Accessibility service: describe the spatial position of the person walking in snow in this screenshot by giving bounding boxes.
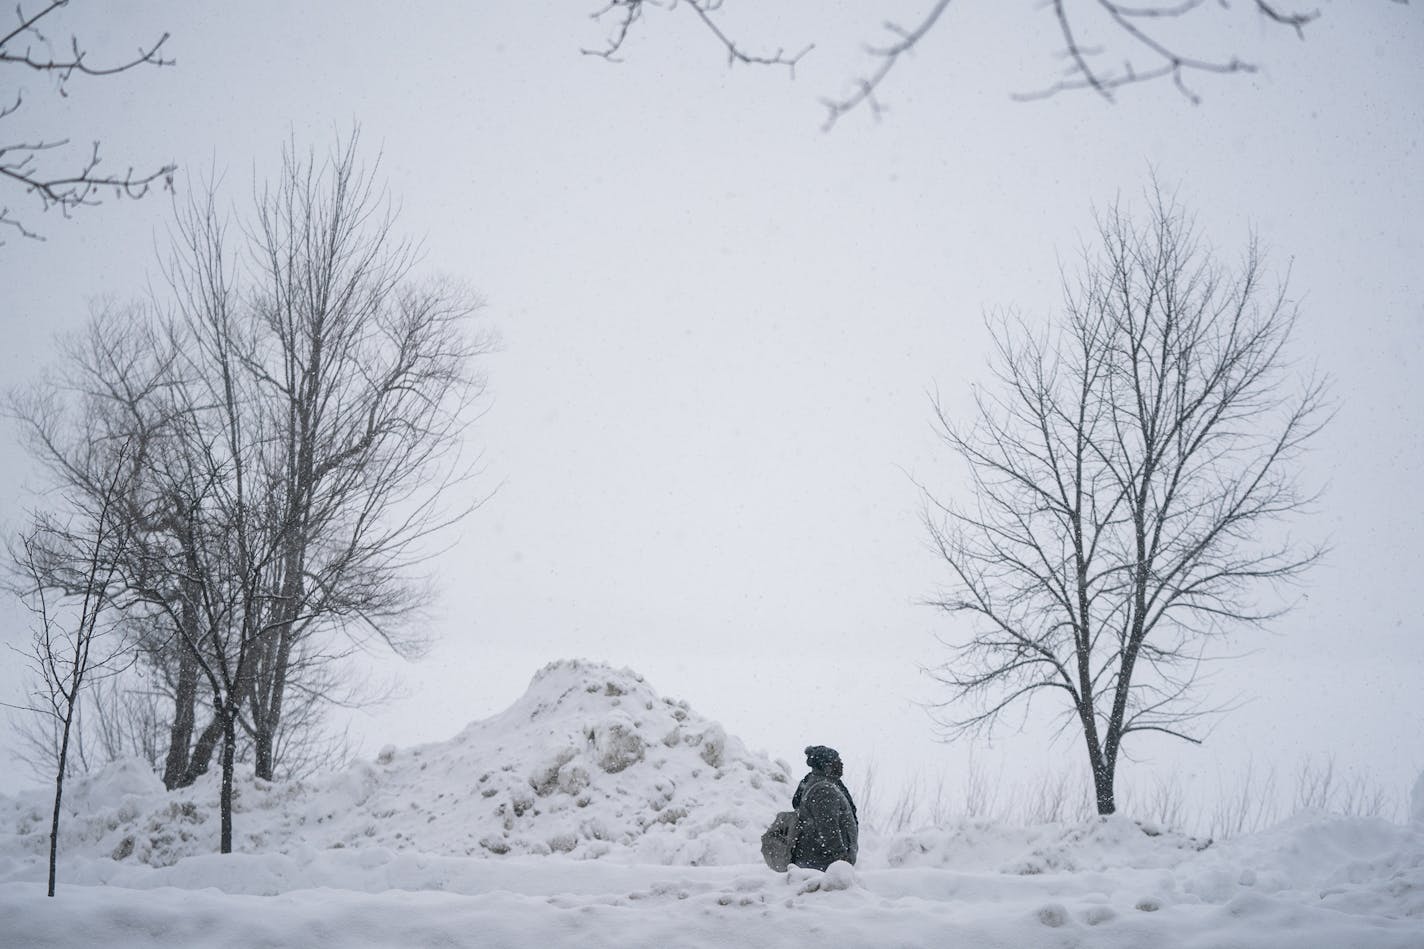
[789,745,859,871]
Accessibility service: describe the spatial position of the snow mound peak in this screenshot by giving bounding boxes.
[0,660,796,869]
[399,658,795,863]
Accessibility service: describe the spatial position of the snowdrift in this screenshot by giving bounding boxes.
[2,659,1423,948]
[0,660,794,869]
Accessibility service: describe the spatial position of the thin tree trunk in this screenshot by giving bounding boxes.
[248,627,274,780]
[162,639,200,789]
[1079,707,1116,815]
[253,539,303,781]
[177,715,224,788]
[253,623,291,781]
[1093,759,1116,815]
[219,707,236,854]
[47,705,77,897]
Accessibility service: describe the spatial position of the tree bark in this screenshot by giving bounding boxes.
[219,707,236,854]
[1093,762,1116,816]
[253,620,291,781]
[161,636,200,789]
[1077,703,1115,815]
[175,715,224,788]
[47,704,77,897]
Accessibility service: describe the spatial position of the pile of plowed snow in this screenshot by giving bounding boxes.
[0,660,795,869]
[5,655,1423,936]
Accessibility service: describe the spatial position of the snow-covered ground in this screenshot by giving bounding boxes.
[2,660,1421,947]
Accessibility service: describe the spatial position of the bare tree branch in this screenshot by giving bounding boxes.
[583,0,810,72]
[0,0,175,241]
[583,0,1338,127]
[1013,0,1317,104]
[821,0,952,130]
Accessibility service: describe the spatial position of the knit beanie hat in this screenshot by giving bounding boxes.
[804,745,841,772]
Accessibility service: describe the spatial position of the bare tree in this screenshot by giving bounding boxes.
[5,304,206,787]
[9,446,132,896]
[238,134,489,781]
[104,182,300,852]
[1,0,175,240]
[142,136,487,844]
[10,131,489,852]
[923,188,1329,814]
[117,209,286,851]
[582,0,1366,129]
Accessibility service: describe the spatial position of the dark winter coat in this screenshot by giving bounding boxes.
[789,771,859,871]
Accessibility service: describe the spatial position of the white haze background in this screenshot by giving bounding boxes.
[0,1,1421,825]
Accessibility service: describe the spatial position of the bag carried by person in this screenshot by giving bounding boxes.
[760,810,798,872]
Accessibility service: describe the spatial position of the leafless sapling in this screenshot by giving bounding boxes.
[10,446,132,896]
[5,304,215,789]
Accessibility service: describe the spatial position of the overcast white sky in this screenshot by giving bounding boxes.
[1,1,1421,816]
